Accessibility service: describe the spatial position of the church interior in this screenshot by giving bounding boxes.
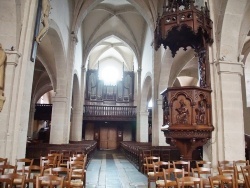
[1,0,250,187]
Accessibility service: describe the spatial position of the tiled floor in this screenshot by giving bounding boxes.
[86,150,154,188]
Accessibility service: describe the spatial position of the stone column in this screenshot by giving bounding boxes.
[50,96,69,144]
[137,111,149,142]
[136,68,143,142]
[0,1,39,163]
[70,106,83,141]
[214,60,245,160]
[28,105,36,138]
[151,99,167,146]
[70,67,86,141]
[151,48,166,146]
[0,51,20,156]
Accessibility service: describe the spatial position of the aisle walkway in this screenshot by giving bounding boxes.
[86,150,151,188]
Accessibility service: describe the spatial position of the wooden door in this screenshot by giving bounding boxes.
[100,125,117,150]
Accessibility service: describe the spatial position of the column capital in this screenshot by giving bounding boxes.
[6,51,21,66]
[137,67,142,73]
[71,32,78,44]
[52,96,68,103]
[215,60,244,76]
[81,66,87,72]
[139,111,148,116]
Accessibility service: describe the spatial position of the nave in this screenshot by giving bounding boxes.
[86,150,149,188]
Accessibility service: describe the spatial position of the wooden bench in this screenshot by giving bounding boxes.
[120,141,202,172]
[26,140,97,167]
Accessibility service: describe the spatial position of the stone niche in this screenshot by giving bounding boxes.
[161,86,214,160]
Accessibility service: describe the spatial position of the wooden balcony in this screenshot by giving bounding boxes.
[83,105,137,121]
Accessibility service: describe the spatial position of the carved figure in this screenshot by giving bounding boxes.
[163,96,170,125]
[175,99,189,124]
[0,44,7,91]
[36,0,51,44]
[195,100,206,124]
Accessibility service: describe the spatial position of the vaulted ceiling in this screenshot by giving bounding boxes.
[81,0,155,71]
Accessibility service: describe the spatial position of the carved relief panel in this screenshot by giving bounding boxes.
[161,86,213,128]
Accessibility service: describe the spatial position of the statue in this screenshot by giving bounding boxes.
[36,0,51,44]
[175,99,189,124]
[0,44,6,91]
[0,43,7,112]
[195,100,206,124]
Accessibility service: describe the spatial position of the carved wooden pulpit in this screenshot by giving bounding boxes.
[161,87,214,160]
[155,0,214,160]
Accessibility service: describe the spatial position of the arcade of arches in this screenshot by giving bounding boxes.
[0,0,250,167]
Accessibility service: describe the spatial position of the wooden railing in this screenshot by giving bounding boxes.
[83,105,136,121]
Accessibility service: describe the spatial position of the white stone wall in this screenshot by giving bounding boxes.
[0,0,17,49]
[0,0,39,163]
[50,0,72,57]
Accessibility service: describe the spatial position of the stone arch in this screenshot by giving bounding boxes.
[238,2,250,55]
[126,0,156,33]
[168,48,196,87]
[71,73,81,109]
[71,0,155,38]
[219,0,249,61]
[141,73,152,112]
[243,47,250,102]
[46,19,67,95]
[242,35,250,134]
[84,33,139,70]
[173,78,181,87]
[70,74,82,141]
[239,4,250,108]
[35,55,56,91]
[158,49,174,98]
[32,84,53,105]
[89,36,135,69]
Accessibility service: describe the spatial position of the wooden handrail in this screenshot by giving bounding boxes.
[83,105,136,117]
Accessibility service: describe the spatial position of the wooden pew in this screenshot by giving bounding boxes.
[120,141,202,172]
[26,140,97,167]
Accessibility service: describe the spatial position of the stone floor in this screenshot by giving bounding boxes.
[86,150,155,188]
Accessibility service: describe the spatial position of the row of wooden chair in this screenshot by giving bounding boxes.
[0,153,87,188]
[152,165,235,188]
[0,170,84,188]
[40,153,87,168]
[146,158,250,188]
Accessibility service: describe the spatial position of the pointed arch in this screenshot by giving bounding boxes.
[141,73,153,112]
[83,33,139,70]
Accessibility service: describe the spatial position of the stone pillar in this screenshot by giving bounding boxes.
[0,51,20,157]
[137,111,149,142]
[0,1,42,163]
[151,48,165,146]
[50,96,69,144]
[151,99,168,146]
[70,107,83,141]
[70,67,86,141]
[28,105,36,138]
[214,60,245,160]
[136,68,142,142]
